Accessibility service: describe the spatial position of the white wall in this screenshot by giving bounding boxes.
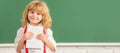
[0,43,120,53]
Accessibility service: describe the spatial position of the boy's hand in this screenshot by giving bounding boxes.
[24,32,34,40]
[37,33,47,41]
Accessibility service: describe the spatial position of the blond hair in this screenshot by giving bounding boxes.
[22,0,52,29]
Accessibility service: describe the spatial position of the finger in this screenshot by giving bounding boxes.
[37,35,42,40]
[29,35,33,39]
[29,32,33,35]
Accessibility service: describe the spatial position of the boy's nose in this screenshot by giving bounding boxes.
[33,13,37,17]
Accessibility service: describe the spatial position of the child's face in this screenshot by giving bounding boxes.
[28,10,42,25]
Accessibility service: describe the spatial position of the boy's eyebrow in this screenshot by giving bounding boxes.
[29,9,42,13]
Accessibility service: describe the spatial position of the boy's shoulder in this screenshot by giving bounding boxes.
[46,28,50,30]
[17,27,24,32]
[46,28,53,33]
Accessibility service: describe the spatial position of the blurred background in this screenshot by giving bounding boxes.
[0,0,120,43]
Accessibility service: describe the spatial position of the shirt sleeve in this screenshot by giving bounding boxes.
[46,28,57,50]
[14,27,24,49]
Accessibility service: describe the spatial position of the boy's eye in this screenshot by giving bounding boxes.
[37,13,40,15]
[30,11,34,14]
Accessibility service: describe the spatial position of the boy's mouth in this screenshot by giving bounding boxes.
[31,17,39,20]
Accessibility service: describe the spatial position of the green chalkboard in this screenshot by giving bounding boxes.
[0,0,120,43]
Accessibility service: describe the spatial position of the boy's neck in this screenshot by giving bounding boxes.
[30,23,40,26]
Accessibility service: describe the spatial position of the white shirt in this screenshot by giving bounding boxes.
[14,24,56,53]
[26,24,44,48]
